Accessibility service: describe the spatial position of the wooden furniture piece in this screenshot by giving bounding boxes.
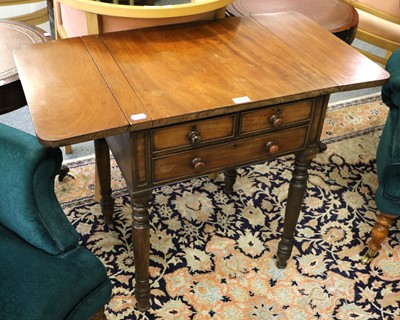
[0,19,50,114]
[54,0,231,155]
[361,49,400,265]
[226,0,359,44]
[344,0,400,65]
[14,13,389,311]
[53,0,231,39]
[0,19,70,178]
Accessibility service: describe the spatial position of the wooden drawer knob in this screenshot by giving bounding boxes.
[269,114,283,128]
[265,141,279,154]
[192,157,206,170]
[188,128,202,145]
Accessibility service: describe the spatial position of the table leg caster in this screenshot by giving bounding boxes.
[360,248,377,265]
[57,165,73,181]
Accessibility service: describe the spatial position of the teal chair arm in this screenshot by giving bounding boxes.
[382,49,400,109]
[0,123,79,255]
[0,123,112,319]
[376,49,400,215]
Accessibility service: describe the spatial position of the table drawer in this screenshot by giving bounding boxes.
[240,100,313,134]
[152,114,236,152]
[153,126,307,183]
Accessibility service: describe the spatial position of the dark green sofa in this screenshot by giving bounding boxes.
[0,124,112,319]
[362,49,400,264]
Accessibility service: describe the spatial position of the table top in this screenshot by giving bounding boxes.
[226,0,359,34]
[14,13,388,147]
[0,19,50,86]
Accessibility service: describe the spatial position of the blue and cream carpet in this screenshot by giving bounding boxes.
[56,94,400,319]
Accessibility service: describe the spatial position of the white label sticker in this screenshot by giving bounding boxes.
[131,113,147,121]
[232,96,251,104]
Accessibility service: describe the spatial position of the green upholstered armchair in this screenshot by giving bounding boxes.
[0,124,112,319]
[361,49,400,264]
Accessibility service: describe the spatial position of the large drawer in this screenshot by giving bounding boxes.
[240,100,313,135]
[152,114,236,152]
[152,126,307,183]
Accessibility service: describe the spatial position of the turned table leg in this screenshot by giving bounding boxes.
[131,190,152,311]
[224,167,237,195]
[277,152,313,269]
[94,138,115,223]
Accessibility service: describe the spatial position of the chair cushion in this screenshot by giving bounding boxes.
[0,224,111,320]
[379,163,400,200]
[382,49,400,108]
[375,107,400,216]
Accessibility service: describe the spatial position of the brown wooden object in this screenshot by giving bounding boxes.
[361,213,395,265]
[0,19,49,114]
[14,13,389,310]
[90,307,107,320]
[94,138,115,224]
[226,0,359,44]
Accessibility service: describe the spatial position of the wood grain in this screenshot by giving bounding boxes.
[14,37,129,146]
[14,13,389,145]
[252,13,387,90]
[100,17,337,127]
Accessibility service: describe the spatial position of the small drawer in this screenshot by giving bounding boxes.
[240,100,313,134]
[152,126,307,183]
[152,114,235,152]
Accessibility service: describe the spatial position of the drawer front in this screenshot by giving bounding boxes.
[152,114,235,152]
[153,126,307,183]
[240,100,313,134]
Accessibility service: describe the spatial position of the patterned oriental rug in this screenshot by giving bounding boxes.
[56,94,400,320]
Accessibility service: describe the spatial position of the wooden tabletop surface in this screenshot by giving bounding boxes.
[14,13,389,147]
